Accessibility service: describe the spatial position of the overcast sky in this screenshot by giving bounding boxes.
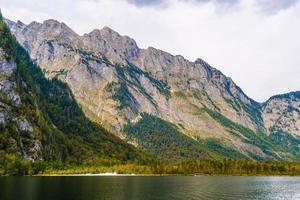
[2,0,300,102]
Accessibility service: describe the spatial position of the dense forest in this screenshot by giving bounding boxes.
[2,152,300,176]
[124,113,210,160]
[124,113,263,160]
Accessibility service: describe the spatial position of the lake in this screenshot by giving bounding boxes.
[1,176,300,200]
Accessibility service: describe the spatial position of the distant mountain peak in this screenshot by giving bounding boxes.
[268,91,300,101]
[100,26,119,35]
[195,58,210,66]
[42,19,78,36]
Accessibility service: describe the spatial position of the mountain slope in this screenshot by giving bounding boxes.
[5,18,300,160]
[262,92,300,137]
[0,14,147,163]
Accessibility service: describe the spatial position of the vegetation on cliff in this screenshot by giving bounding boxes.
[0,12,147,165]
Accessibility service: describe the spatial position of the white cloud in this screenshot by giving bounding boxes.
[1,0,300,102]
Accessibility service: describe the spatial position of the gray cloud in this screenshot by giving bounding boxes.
[127,0,164,7]
[187,0,239,4]
[256,0,299,14]
[127,0,299,14]
[127,0,239,7]
[127,0,240,7]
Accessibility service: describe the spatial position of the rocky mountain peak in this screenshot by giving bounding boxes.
[40,19,78,38]
[100,26,120,36]
[3,18,14,27]
[268,91,300,101]
[81,26,140,63]
[195,58,209,66]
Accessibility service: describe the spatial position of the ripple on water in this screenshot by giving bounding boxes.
[1,176,300,200]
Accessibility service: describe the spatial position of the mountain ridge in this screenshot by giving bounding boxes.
[4,17,300,161]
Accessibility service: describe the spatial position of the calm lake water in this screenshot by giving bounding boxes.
[1,176,300,200]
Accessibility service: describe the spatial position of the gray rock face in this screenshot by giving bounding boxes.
[0,50,42,161]
[81,27,140,64]
[262,92,300,137]
[17,119,34,132]
[0,61,21,105]
[6,19,299,159]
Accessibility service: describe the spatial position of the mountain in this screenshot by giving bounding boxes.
[262,92,300,136]
[0,14,147,164]
[4,17,300,161]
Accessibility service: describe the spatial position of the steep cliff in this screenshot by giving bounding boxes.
[0,15,146,163]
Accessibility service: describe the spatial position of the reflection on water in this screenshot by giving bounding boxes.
[1,176,300,200]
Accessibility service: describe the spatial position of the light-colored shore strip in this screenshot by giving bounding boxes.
[45,172,137,176]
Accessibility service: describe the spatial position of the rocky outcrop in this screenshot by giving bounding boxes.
[0,50,42,161]
[262,92,300,137]
[6,18,300,160]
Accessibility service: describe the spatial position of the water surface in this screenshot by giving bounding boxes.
[1,176,300,200]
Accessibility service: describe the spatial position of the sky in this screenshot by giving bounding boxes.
[2,0,300,102]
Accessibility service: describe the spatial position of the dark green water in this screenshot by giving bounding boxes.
[1,176,300,200]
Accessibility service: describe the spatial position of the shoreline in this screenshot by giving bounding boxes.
[44,172,137,177]
[31,173,300,177]
[1,173,300,177]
